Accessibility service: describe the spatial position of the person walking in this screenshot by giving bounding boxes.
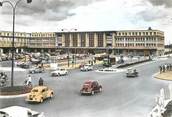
[159,66,162,74]
[38,77,44,86]
[25,75,32,86]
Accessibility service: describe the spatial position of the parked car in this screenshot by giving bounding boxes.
[0,106,45,117]
[20,63,30,69]
[29,66,44,74]
[80,64,93,71]
[51,68,68,76]
[26,86,54,103]
[80,80,102,95]
[126,68,138,77]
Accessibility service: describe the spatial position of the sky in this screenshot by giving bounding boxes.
[0,0,172,44]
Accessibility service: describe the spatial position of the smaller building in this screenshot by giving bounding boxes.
[28,32,56,53]
[0,31,29,53]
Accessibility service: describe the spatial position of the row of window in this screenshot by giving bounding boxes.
[0,32,26,37]
[116,31,157,36]
[115,37,158,42]
[115,43,157,47]
[31,33,55,37]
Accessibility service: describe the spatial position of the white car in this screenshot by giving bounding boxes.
[29,67,44,74]
[80,64,93,71]
[51,68,68,76]
[0,106,45,117]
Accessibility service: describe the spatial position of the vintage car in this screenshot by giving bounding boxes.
[51,68,68,76]
[0,106,45,117]
[26,86,54,103]
[80,80,102,95]
[29,66,44,74]
[16,62,30,69]
[126,68,138,77]
[80,64,93,71]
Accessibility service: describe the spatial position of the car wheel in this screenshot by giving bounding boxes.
[91,91,94,95]
[58,73,61,76]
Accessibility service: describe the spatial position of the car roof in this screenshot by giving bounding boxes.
[32,86,48,91]
[0,106,39,117]
[84,80,96,84]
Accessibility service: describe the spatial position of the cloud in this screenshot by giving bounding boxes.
[1,0,103,21]
[136,6,169,22]
[147,0,172,8]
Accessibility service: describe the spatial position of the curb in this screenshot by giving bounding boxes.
[153,72,172,81]
[0,93,30,99]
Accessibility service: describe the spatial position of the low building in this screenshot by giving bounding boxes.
[0,31,29,53]
[0,28,165,56]
[56,29,164,56]
[28,32,56,53]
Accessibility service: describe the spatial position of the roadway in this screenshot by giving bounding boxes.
[0,58,171,117]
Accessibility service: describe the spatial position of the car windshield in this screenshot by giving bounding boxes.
[31,89,39,92]
[0,111,9,117]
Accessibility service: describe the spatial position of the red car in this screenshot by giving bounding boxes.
[80,80,102,95]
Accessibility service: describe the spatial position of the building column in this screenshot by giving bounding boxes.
[61,34,65,47]
[16,49,19,53]
[85,33,89,47]
[69,34,73,47]
[21,48,24,53]
[0,49,3,54]
[103,33,106,47]
[77,34,81,47]
[94,33,98,47]
[112,33,115,47]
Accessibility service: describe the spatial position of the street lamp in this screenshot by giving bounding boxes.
[61,28,77,68]
[0,0,32,87]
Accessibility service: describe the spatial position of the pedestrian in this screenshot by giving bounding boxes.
[159,66,162,74]
[38,77,44,86]
[162,65,165,72]
[25,75,32,86]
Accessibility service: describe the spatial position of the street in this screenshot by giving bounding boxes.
[0,58,171,117]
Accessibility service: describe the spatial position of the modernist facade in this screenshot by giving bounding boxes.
[0,29,164,56]
[56,29,164,56]
[28,32,56,52]
[0,31,29,53]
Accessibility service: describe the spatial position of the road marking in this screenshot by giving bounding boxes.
[0,67,26,71]
[0,93,29,99]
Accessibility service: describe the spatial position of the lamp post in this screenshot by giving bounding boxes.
[0,0,32,87]
[61,28,77,68]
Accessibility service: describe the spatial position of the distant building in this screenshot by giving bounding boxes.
[0,29,164,56]
[0,31,29,53]
[28,32,56,53]
[56,29,164,56]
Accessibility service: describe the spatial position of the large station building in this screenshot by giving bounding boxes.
[0,28,164,56]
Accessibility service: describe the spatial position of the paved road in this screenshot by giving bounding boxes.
[0,58,171,117]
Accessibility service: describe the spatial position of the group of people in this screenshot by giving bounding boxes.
[25,75,44,86]
[159,64,172,73]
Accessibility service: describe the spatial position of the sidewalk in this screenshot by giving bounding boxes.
[155,71,172,81]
